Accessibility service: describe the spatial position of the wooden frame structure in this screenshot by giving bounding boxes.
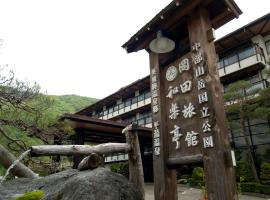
[123,0,242,200]
[30,124,145,199]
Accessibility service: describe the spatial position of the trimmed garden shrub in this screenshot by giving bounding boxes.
[260,162,270,185]
[188,167,204,187]
[236,161,254,182]
[241,182,270,195]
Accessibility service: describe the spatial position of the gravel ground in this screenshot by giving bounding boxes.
[144,184,270,200]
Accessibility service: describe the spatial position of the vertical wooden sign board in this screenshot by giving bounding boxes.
[150,8,237,200]
[150,53,178,200]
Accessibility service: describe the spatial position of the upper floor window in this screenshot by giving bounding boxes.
[144,90,151,99]
[124,98,131,107]
[223,54,238,66]
[131,97,138,104]
[138,93,145,102]
[238,46,254,60]
[119,103,124,109]
[218,45,255,69]
[108,107,113,114]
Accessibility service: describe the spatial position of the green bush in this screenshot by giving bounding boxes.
[110,162,129,178]
[14,190,45,200]
[241,182,270,195]
[260,162,270,185]
[236,161,254,182]
[181,174,191,180]
[188,167,204,187]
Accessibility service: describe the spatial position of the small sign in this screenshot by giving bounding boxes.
[104,153,128,163]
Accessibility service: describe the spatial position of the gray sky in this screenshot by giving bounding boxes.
[0,0,269,99]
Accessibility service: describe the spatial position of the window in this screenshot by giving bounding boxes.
[124,98,131,107]
[234,137,247,147]
[138,119,145,125]
[113,105,118,112]
[103,110,108,115]
[245,74,260,84]
[249,118,269,126]
[223,54,238,66]
[266,40,270,54]
[119,103,124,109]
[218,60,224,69]
[98,111,103,117]
[131,97,137,104]
[238,46,254,60]
[145,90,151,99]
[252,134,270,145]
[145,116,152,124]
[138,93,144,102]
[108,108,113,114]
[250,124,270,135]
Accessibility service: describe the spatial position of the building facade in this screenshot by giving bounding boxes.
[72,14,270,175]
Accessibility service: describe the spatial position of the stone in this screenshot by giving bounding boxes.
[0,167,143,200]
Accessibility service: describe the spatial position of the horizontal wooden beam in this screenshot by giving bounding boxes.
[30,143,131,156]
[166,154,203,168]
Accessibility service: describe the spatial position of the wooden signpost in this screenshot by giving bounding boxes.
[123,1,242,199]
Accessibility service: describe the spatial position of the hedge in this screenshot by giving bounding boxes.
[241,182,270,195]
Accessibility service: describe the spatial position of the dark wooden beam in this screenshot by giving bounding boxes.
[258,19,269,34]
[224,0,241,18]
[246,27,256,36]
[166,154,203,168]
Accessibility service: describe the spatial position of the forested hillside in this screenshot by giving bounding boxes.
[48,94,98,116]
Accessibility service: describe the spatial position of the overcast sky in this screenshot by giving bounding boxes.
[0,0,269,99]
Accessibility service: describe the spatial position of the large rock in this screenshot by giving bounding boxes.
[0,167,143,200]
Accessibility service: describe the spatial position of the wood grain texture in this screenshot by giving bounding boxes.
[150,52,177,200]
[30,143,131,156]
[187,7,237,200]
[124,125,145,199]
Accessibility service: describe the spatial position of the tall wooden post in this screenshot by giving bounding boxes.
[73,129,85,168]
[123,124,145,199]
[122,1,241,200]
[149,53,178,200]
[187,8,237,200]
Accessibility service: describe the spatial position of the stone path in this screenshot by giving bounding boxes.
[144,184,270,200]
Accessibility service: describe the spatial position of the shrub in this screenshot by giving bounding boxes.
[241,182,270,195]
[188,167,204,187]
[110,162,129,178]
[14,190,45,200]
[236,161,254,182]
[260,162,270,185]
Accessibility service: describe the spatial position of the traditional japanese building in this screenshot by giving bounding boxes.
[63,12,270,180]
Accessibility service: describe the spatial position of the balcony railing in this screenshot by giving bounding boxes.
[97,92,151,120]
[218,45,266,77]
[133,116,152,127]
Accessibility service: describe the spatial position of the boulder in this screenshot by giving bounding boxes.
[0,167,143,200]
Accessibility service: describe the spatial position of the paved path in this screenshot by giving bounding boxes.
[145,184,270,200]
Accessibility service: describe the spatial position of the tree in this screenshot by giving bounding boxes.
[224,80,260,182]
[0,65,73,176]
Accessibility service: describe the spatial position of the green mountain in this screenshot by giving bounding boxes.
[48,94,98,116]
